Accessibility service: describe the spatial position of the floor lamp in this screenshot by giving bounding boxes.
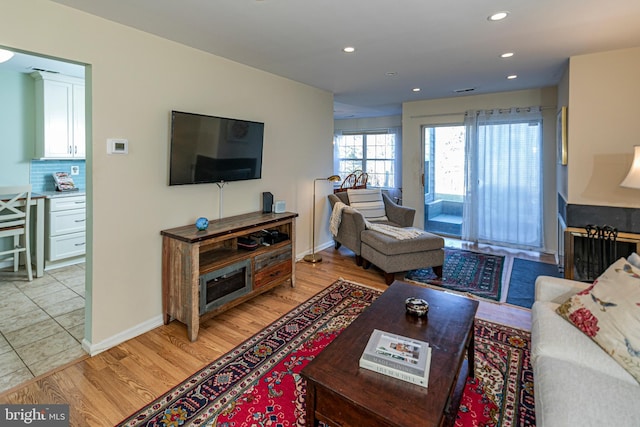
[304,175,341,263]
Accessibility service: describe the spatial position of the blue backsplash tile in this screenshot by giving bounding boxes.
[30,160,86,192]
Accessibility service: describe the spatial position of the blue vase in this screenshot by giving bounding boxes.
[195,217,209,231]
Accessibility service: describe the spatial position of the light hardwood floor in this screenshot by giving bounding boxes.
[0,242,555,426]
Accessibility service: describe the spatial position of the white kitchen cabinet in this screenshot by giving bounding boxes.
[46,194,86,263]
[32,71,85,159]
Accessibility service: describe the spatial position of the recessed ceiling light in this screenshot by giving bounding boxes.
[488,11,509,21]
[501,52,514,58]
[507,74,518,80]
[342,46,355,53]
[0,49,14,64]
[386,71,398,76]
[412,88,421,92]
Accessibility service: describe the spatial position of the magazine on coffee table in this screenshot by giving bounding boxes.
[359,329,431,388]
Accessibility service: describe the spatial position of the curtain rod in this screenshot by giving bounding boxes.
[341,129,391,135]
[409,105,555,119]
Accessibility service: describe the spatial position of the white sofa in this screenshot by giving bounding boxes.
[531,275,640,427]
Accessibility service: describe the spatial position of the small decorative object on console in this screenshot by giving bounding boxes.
[405,297,429,317]
[195,217,209,231]
[237,237,259,250]
[273,200,286,213]
[262,192,273,213]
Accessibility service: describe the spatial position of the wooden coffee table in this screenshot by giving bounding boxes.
[301,280,479,427]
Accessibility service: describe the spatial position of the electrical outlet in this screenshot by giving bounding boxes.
[70,165,80,175]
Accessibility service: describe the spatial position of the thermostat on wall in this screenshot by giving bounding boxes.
[107,138,129,154]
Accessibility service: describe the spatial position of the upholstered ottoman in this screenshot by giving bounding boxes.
[361,228,444,285]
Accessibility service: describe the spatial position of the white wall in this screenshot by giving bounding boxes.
[1,0,334,350]
[567,46,640,208]
[402,87,559,253]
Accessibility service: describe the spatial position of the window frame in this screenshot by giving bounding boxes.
[334,129,400,190]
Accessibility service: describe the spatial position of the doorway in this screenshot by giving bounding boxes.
[0,48,88,393]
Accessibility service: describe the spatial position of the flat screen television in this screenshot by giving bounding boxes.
[169,110,264,185]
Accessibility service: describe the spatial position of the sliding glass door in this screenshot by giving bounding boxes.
[423,125,465,237]
[422,107,544,250]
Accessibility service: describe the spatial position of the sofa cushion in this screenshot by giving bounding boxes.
[628,252,640,269]
[531,300,636,384]
[556,257,640,384]
[533,355,640,427]
[347,188,388,221]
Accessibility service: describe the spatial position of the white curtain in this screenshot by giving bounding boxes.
[387,126,402,190]
[333,130,343,176]
[462,107,544,250]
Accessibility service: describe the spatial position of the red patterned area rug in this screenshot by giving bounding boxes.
[118,279,533,427]
[405,248,505,301]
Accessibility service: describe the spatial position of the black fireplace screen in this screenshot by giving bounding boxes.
[573,225,622,282]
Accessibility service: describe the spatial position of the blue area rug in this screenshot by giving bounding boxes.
[506,258,562,308]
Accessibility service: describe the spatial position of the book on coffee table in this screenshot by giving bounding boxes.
[359,329,432,388]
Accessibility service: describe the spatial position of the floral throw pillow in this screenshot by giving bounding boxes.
[556,257,640,384]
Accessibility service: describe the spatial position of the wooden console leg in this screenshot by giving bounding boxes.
[187,322,199,342]
[433,265,443,277]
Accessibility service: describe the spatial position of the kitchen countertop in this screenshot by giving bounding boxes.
[37,190,86,199]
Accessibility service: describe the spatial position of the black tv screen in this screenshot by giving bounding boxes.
[169,110,264,185]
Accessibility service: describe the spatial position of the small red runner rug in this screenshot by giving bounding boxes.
[118,279,533,427]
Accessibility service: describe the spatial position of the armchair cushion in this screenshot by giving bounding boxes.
[346,188,388,221]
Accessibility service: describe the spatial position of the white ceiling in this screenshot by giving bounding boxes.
[9,1,640,118]
[0,51,84,78]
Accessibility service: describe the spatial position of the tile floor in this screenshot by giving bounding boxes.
[0,263,86,394]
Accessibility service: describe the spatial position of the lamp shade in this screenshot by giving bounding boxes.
[621,146,640,189]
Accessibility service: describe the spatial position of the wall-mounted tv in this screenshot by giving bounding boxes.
[169,110,264,185]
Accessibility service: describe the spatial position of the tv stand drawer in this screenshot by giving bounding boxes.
[254,260,292,289]
[255,245,291,270]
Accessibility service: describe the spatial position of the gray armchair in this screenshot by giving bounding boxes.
[328,191,415,266]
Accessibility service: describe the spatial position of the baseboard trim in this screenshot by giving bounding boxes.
[82,315,164,356]
[297,240,334,261]
[82,239,335,355]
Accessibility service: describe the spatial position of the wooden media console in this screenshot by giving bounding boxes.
[161,211,297,341]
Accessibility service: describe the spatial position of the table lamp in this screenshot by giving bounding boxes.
[621,146,640,189]
[304,175,342,263]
